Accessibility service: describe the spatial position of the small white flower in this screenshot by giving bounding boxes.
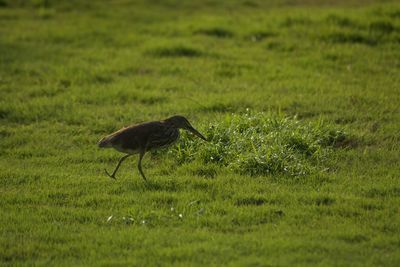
[142,220,146,224]
[178,214,183,218]
[170,207,174,211]
[107,215,113,222]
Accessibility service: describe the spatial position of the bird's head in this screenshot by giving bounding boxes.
[166,115,207,141]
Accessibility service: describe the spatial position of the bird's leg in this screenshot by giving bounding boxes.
[137,149,147,181]
[105,154,130,179]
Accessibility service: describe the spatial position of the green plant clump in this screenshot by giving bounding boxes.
[172,111,346,177]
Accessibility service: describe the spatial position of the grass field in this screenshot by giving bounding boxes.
[1,0,400,266]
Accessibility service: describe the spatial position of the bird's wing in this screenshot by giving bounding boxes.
[147,125,180,149]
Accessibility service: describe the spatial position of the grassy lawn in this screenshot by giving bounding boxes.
[1,0,400,266]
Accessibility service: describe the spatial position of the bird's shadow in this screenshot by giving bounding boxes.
[106,176,180,192]
[142,179,181,192]
[102,170,182,192]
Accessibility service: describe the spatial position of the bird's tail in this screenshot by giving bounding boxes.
[98,136,113,148]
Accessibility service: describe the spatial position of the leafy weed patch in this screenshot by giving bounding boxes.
[171,111,347,177]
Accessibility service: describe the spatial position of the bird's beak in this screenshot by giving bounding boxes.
[187,126,207,141]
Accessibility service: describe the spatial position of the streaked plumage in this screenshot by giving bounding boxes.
[98,115,206,180]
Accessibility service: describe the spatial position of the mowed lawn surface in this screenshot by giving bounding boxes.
[1,0,400,266]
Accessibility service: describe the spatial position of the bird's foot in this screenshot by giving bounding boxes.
[104,169,116,180]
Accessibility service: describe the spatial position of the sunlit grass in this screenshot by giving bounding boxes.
[0,0,400,266]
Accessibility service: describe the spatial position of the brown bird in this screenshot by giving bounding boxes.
[98,115,207,180]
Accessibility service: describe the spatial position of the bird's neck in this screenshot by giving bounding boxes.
[162,119,177,128]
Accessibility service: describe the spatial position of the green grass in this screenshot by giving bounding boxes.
[1,0,400,266]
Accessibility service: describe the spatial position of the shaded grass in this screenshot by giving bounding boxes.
[147,46,204,58]
[194,27,234,38]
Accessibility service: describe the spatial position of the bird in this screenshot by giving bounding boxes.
[98,115,207,181]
